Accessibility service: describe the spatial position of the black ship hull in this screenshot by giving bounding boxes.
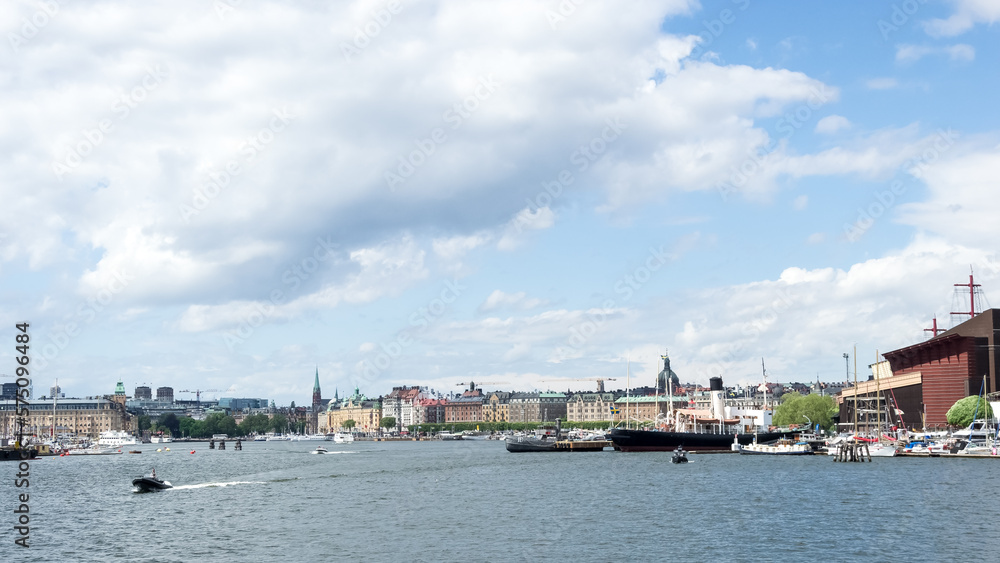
[609,428,794,452]
[0,447,37,461]
[505,438,556,452]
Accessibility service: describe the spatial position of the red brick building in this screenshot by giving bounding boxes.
[847,309,1000,429]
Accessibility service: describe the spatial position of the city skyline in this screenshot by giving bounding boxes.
[2,1,999,405]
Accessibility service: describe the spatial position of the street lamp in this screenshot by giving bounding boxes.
[843,353,849,382]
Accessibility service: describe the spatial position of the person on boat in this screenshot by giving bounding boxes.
[151,467,156,480]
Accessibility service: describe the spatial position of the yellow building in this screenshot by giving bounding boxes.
[0,397,132,439]
[482,392,511,422]
[324,387,381,433]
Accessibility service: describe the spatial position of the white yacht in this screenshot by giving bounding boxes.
[332,432,354,443]
[97,430,137,448]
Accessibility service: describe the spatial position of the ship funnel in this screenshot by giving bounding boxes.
[709,377,725,419]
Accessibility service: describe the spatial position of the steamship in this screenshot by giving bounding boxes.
[608,375,793,452]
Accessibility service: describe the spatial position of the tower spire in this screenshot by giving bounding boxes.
[312,366,322,407]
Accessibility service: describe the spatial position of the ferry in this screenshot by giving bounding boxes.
[97,430,137,448]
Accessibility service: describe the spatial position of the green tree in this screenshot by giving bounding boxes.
[343,419,356,430]
[159,413,180,437]
[290,401,296,409]
[380,417,397,431]
[772,392,836,431]
[946,395,994,428]
[178,416,196,437]
[270,414,289,434]
[137,415,151,432]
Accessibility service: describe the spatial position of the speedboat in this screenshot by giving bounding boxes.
[310,446,329,454]
[132,471,172,492]
[671,447,689,463]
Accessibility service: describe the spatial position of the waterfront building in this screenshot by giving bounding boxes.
[508,392,567,423]
[414,398,446,424]
[482,392,511,422]
[383,386,422,429]
[134,386,152,400]
[444,394,484,423]
[324,387,381,433]
[566,393,616,422]
[841,307,1000,429]
[0,397,133,438]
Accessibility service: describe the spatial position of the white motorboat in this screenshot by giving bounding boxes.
[739,438,812,455]
[332,432,354,444]
[310,446,329,454]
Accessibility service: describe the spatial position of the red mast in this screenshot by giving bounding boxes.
[950,272,981,320]
[924,317,942,338]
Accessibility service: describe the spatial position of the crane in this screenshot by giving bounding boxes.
[178,389,220,405]
[454,381,508,392]
[540,377,618,393]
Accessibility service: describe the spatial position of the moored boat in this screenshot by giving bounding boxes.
[739,438,813,455]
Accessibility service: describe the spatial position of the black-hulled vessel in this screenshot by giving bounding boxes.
[609,374,793,452]
[132,469,172,492]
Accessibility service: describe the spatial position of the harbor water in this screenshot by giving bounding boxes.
[3,440,1000,562]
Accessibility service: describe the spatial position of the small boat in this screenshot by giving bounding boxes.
[132,469,172,492]
[332,432,355,444]
[310,446,329,454]
[504,435,556,452]
[739,438,813,455]
[671,446,688,463]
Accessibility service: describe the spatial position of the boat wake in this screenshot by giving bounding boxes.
[170,480,265,490]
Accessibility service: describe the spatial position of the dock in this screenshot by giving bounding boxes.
[552,440,610,451]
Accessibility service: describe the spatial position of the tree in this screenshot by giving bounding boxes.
[772,392,837,431]
[270,414,289,434]
[159,413,180,437]
[946,395,994,428]
[290,401,296,409]
[343,419,356,430]
[137,415,151,432]
[380,417,397,431]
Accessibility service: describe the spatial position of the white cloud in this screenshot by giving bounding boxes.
[866,78,899,90]
[924,0,1000,37]
[815,115,851,135]
[478,290,548,313]
[793,195,809,210]
[896,43,975,63]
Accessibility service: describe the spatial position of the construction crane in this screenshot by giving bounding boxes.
[454,381,507,392]
[540,377,618,393]
[178,389,220,405]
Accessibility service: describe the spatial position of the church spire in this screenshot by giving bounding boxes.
[312,366,322,407]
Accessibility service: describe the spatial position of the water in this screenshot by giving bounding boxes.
[3,440,999,562]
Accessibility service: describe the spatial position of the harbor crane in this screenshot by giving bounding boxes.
[178,389,220,405]
[540,377,618,393]
[454,381,507,392]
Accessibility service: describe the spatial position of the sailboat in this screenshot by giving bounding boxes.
[868,351,899,457]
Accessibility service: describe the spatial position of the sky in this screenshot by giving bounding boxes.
[2,0,999,406]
